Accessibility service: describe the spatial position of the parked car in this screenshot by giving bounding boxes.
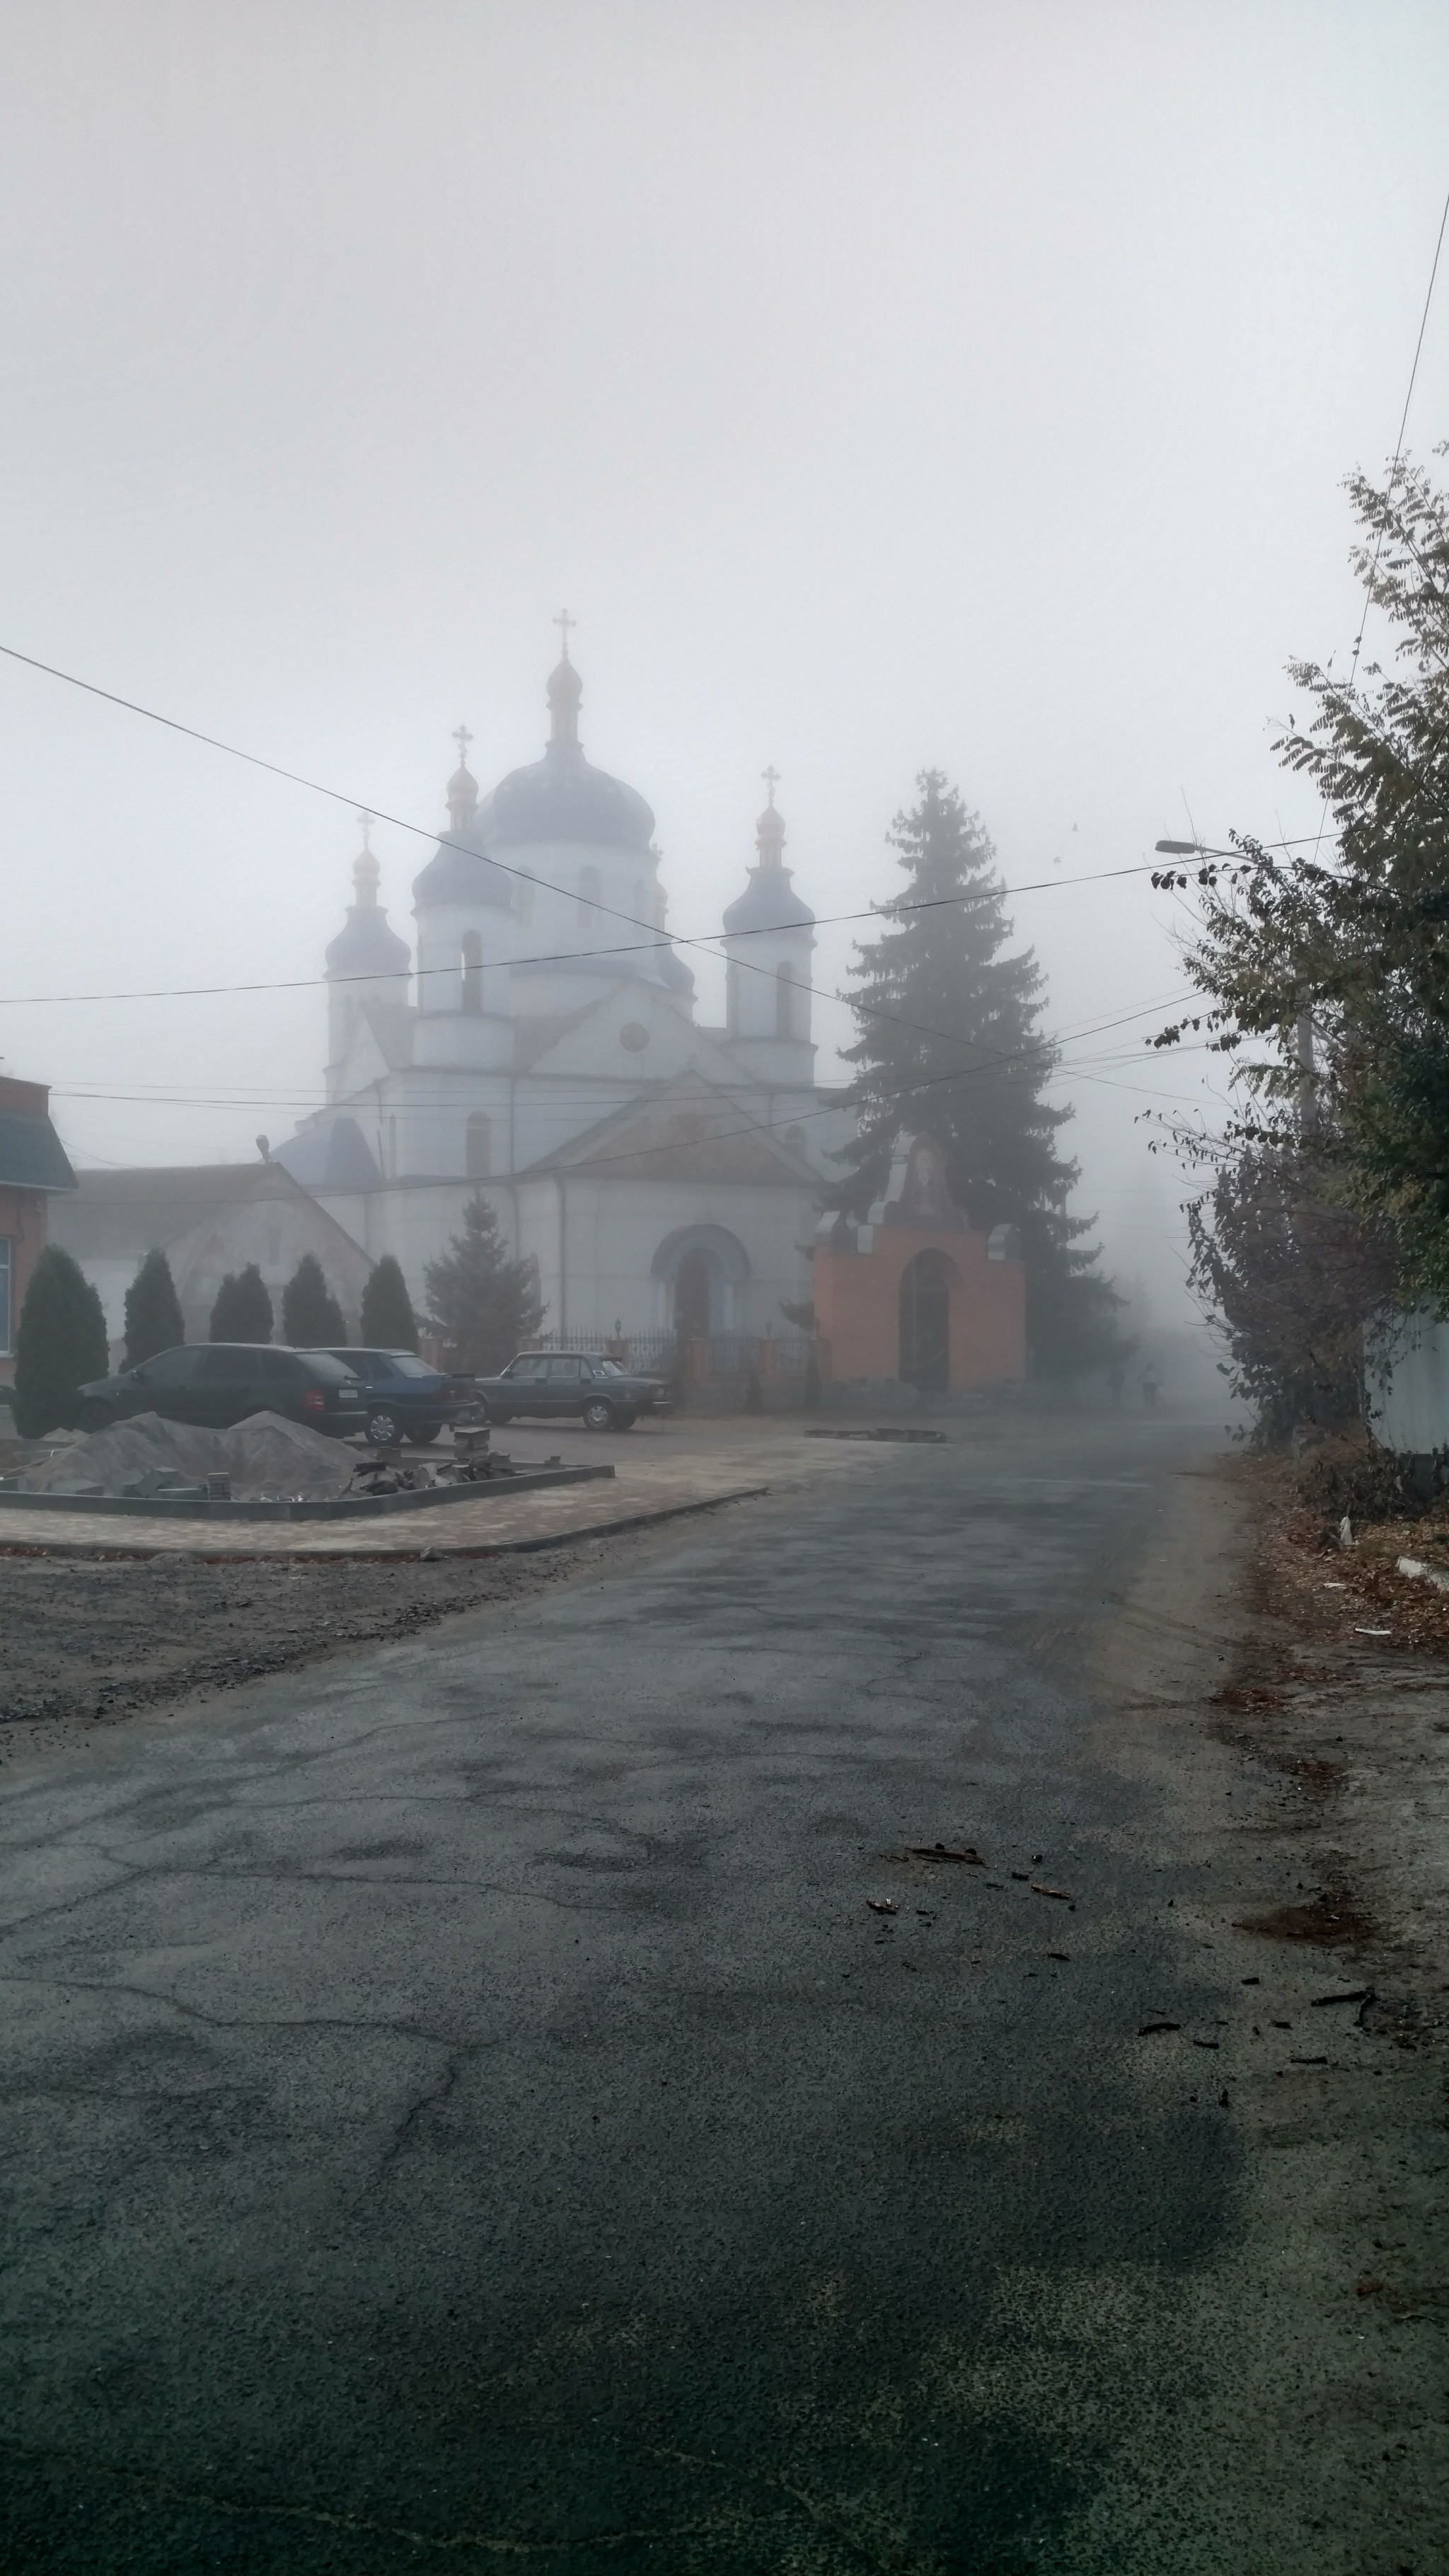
[473,1351,670,1432]
[310,1347,473,1448]
[76,1344,366,1437]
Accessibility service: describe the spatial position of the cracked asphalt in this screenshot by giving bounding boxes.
[0,1412,1329,2572]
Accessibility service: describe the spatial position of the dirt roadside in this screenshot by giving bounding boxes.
[1068,1452,1448,2570]
[0,1497,769,1766]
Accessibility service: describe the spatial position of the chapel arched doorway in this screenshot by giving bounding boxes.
[899,1248,954,1391]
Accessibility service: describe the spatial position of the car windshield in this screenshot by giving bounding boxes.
[596,1359,624,1376]
[387,1354,437,1379]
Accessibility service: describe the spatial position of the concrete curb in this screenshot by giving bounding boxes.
[0,1482,775,1566]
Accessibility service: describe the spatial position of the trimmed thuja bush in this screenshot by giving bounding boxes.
[359,1254,418,1352]
[209,1264,274,1342]
[123,1248,185,1368]
[282,1253,347,1347]
[13,1246,110,1437]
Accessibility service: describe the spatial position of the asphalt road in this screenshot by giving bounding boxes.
[0,1412,1252,2573]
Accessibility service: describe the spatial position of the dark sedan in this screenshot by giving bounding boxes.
[472,1351,670,1432]
[76,1344,366,1437]
[311,1348,472,1448]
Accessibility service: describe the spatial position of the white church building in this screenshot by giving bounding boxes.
[275,639,849,1349]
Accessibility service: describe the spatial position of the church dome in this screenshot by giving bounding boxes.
[328,827,413,972]
[411,821,516,911]
[325,908,412,975]
[722,868,815,937]
[480,749,656,851]
[477,638,655,852]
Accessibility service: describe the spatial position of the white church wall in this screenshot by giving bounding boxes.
[512,1174,816,1342]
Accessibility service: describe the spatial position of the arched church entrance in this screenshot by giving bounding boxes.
[650,1224,751,1344]
[674,1249,712,1343]
[899,1248,954,1391]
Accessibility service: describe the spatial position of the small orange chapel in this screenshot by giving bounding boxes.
[812,1134,1026,1394]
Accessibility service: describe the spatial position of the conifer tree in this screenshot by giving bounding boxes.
[281,1251,347,1347]
[424,1194,543,1373]
[359,1254,419,1351]
[13,1246,110,1437]
[209,1264,274,1342]
[833,771,1122,1376]
[122,1248,185,1368]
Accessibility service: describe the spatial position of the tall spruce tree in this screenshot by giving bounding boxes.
[359,1254,419,1351]
[13,1246,110,1437]
[833,771,1122,1376]
[282,1252,347,1346]
[424,1194,543,1374]
[209,1264,274,1342]
[123,1248,185,1367]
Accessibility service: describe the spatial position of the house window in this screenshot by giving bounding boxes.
[775,961,795,1039]
[466,1112,492,1179]
[0,1237,11,1355]
[461,931,483,1013]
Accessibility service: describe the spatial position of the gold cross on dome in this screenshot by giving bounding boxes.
[553,608,577,657]
[453,724,473,765]
[761,764,781,805]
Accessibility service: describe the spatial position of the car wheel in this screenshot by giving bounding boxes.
[405,1422,441,1446]
[76,1401,113,1433]
[364,1406,403,1446]
[581,1398,618,1432]
[613,1413,637,1431]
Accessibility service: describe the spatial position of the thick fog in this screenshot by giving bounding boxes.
[3,0,1448,1335]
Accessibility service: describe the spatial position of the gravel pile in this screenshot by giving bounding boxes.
[16,1409,358,1502]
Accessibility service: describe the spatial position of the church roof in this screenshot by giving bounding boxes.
[526,1075,818,1187]
[272,1118,383,1192]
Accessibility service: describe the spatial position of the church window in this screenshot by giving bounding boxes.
[461,931,483,1013]
[517,875,535,927]
[577,866,601,921]
[466,1112,492,1180]
[726,960,741,1035]
[775,961,795,1040]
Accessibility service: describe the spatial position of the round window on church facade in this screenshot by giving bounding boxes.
[619,1023,650,1052]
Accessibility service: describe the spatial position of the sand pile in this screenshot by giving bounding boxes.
[21,1410,358,1502]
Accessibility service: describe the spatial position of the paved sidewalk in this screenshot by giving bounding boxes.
[0,1422,874,1560]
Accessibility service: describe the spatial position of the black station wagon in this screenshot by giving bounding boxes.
[76,1344,366,1437]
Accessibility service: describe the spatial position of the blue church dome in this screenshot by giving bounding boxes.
[722,868,815,936]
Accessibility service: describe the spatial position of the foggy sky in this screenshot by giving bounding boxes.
[4,0,1448,1317]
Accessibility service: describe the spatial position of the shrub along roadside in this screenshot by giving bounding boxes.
[13,1246,110,1437]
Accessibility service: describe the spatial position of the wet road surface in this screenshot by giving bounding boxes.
[0,1413,1245,2572]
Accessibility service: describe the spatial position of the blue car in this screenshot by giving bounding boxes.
[311,1347,472,1448]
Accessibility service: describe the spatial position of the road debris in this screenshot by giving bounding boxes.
[1030,1882,1074,1902]
[1192,2037,1220,2049]
[865,1897,898,1915]
[1356,2278,1385,2299]
[1139,2017,1181,2035]
[1046,1950,1070,1962]
[1310,1985,1372,2008]
[908,1844,984,1864]
[1291,2053,1329,2065]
